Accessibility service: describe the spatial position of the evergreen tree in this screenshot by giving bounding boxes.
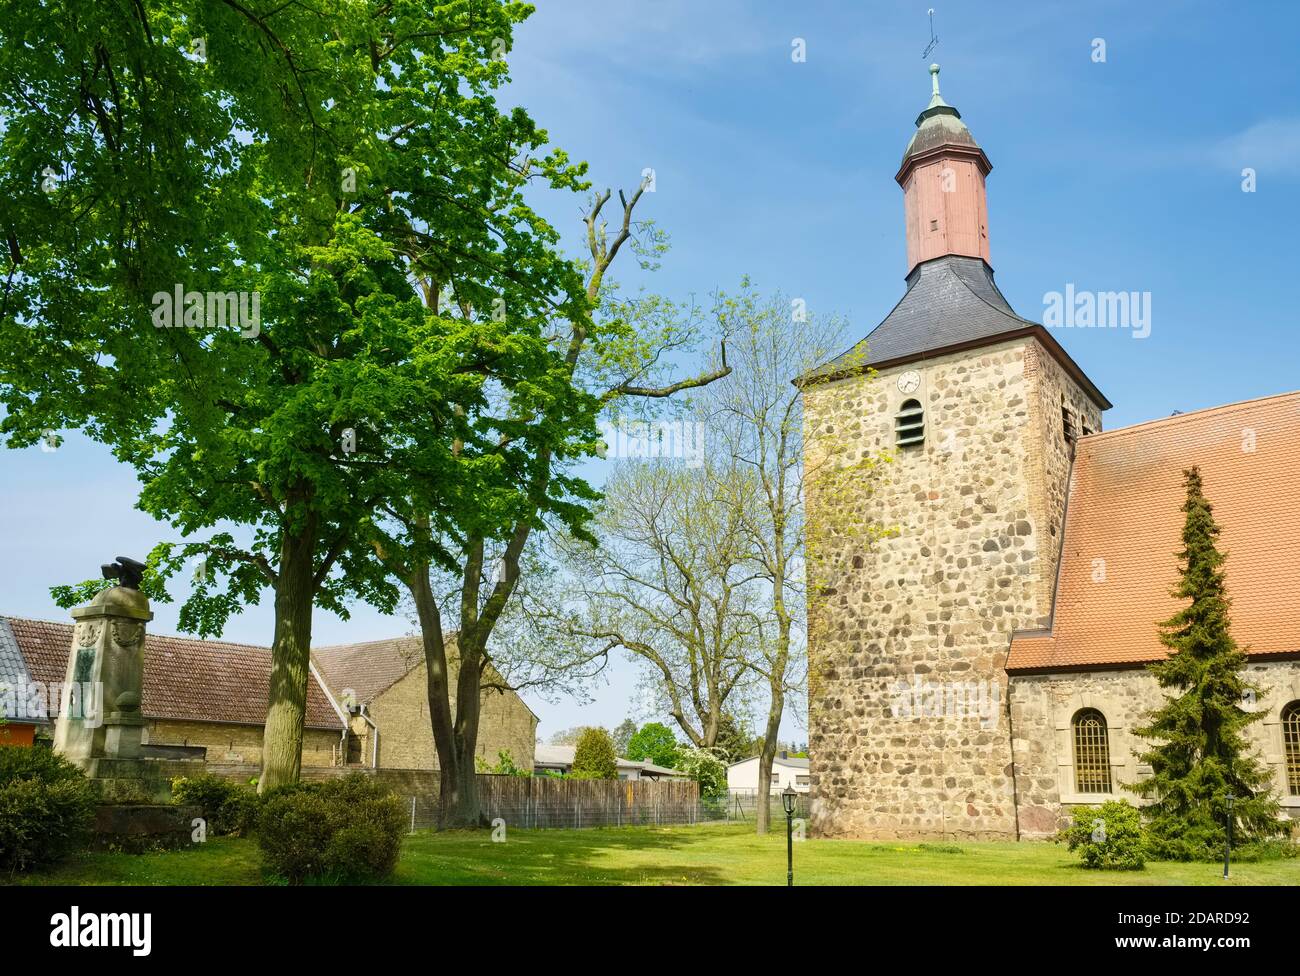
[1131,467,1283,859]
[611,719,638,757]
[571,727,618,781]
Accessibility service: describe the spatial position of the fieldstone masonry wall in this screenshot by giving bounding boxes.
[803,336,1100,839]
[1010,660,1300,838]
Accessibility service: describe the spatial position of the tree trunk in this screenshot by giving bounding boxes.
[410,567,484,828]
[755,683,784,835]
[258,511,318,793]
[450,632,485,825]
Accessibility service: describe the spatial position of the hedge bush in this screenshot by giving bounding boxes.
[1060,799,1146,870]
[0,745,95,873]
[170,772,260,837]
[257,773,406,883]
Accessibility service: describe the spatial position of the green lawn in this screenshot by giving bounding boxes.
[10,822,1299,886]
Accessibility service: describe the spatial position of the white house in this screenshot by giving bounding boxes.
[533,744,688,781]
[726,753,810,794]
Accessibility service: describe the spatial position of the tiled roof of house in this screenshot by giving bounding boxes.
[1007,391,1300,672]
[311,635,431,706]
[797,255,1110,409]
[2,616,343,729]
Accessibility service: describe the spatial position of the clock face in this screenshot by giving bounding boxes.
[897,370,921,395]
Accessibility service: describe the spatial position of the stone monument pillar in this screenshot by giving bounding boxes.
[51,557,202,850]
[53,557,162,803]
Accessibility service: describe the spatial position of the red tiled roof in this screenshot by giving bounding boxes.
[312,635,430,705]
[1008,391,1300,672]
[5,617,344,729]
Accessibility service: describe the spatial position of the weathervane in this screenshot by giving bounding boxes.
[922,8,939,59]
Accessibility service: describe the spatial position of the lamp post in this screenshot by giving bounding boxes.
[1223,793,1235,880]
[782,785,797,887]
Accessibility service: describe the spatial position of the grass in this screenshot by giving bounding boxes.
[10,822,1300,886]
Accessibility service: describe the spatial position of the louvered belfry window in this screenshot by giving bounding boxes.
[895,398,925,447]
[1283,701,1300,796]
[1073,709,1112,794]
[1062,404,1076,443]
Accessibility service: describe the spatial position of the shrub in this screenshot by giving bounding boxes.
[475,750,531,777]
[257,773,406,883]
[675,746,728,800]
[572,727,618,780]
[0,745,95,873]
[170,772,260,837]
[1060,800,1146,870]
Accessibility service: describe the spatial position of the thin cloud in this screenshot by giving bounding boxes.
[1209,117,1300,176]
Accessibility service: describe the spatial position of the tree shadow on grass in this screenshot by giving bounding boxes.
[392,823,740,886]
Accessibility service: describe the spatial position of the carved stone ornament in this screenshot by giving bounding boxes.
[76,621,103,647]
[111,620,146,648]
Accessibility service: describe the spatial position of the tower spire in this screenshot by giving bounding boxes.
[896,63,992,274]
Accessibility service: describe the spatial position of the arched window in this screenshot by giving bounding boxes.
[1072,709,1112,794]
[895,398,925,447]
[1283,701,1300,796]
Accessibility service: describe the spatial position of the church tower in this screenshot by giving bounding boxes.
[800,66,1110,840]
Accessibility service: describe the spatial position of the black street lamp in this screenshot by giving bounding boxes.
[1223,793,1235,880]
[782,785,797,887]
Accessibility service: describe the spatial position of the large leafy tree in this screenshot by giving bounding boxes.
[0,0,596,790]
[373,183,729,826]
[1130,466,1283,859]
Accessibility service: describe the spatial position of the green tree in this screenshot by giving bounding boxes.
[1,1,597,794]
[571,727,618,780]
[383,180,728,826]
[711,713,756,765]
[625,722,681,769]
[1130,466,1283,859]
[611,719,638,757]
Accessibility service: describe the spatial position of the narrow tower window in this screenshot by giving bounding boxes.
[895,398,925,447]
[1283,701,1300,796]
[1072,708,1112,794]
[1062,403,1076,444]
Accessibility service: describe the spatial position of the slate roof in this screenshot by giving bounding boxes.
[0,618,35,716]
[798,255,1110,409]
[1007,391,1300,672]
[900,98,984,168]
[2,617,344,730]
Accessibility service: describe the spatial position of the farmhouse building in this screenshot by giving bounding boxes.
[0,615,538,773]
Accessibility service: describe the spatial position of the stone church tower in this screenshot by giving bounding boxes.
[800,66,1110,839]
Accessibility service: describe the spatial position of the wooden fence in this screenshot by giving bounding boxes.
[178,761,706,831]
[468,776,703,830]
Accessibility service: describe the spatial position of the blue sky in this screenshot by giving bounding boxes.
[3,0,1297,743]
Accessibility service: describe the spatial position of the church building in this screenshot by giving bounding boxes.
[799,65,1300,840]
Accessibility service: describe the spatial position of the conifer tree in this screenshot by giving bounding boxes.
[1131,466,1283,859]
